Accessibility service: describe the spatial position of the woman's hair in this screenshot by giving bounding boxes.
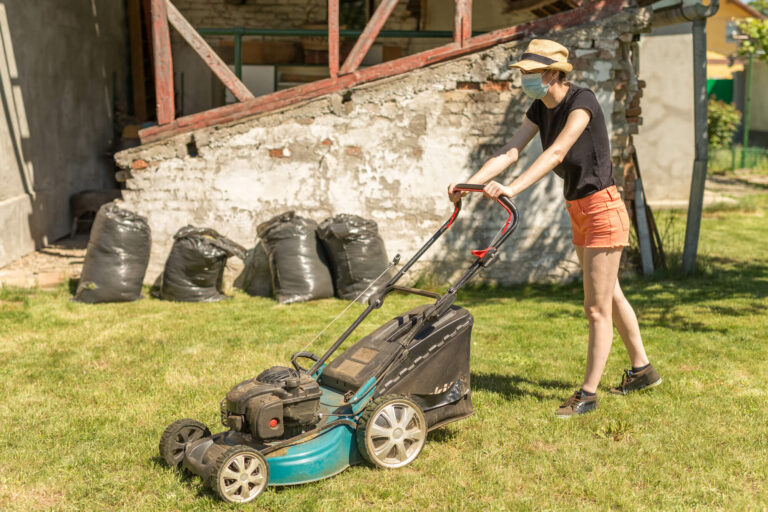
[557,71,567,81]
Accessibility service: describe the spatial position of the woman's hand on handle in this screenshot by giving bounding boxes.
[447,183,468,204]
[483,181,513,201]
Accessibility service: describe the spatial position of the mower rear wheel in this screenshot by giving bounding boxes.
[357,395,427,469]
[158,418,211,467]
[209,445,269,504]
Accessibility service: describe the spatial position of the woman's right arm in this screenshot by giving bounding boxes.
[448,117,539,202]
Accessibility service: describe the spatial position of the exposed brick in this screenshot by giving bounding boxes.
[481,80,513,92]
[345,146,361,156]
[456,81,481,91]
[268,147,291,158]
[320,138,332,146]
[131,159,149,169]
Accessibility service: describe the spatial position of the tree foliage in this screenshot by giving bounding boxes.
[736,16,768,64]
[708,99,742,148]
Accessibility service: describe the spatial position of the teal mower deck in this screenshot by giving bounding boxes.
[158,185,519,504]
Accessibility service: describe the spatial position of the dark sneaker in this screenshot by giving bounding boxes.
[555,390,597,418]
[609,364,662,395]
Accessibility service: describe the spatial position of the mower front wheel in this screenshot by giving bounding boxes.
[209,445,269,504]
[158,418,211,467]
[357,395,427,469]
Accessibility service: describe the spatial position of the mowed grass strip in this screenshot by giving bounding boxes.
[1,193,767,511]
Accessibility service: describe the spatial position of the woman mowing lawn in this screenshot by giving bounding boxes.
[448,39,661,417]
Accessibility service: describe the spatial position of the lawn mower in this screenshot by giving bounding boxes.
[158,185,519,504]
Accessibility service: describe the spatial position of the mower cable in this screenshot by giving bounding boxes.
[295,256,400,356]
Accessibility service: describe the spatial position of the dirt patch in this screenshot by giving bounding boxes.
[0,235,87,288]
[707,170,768,200]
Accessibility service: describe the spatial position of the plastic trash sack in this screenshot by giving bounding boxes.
[74,203,151,303]
[159,226,246,302]
[317,214,391,302]
[233,242,272,297]
[257,211,334,304]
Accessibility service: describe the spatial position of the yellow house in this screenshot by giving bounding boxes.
[706,0,764,100]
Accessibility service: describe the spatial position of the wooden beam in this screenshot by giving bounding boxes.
[339,0,399,75]
[165,0,254,102]
[454,0,472,48]
[140,0,627,143]
[150,0,174,124]
[329,0,340,79]
[127,0,148,121]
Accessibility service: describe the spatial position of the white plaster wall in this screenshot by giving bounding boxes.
[633,30,695,208]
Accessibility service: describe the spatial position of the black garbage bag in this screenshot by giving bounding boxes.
[257,211,334,304]
[317,214,391,302]
[159,226,246,302]
[233,242,272,297]
[74,203,151,303]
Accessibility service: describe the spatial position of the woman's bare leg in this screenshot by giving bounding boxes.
[575,246,649,370]
[579,247,623,393]
[611,281,649,368]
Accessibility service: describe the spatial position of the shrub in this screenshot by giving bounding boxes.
[708,99,742,148]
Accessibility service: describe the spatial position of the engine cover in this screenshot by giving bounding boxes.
[223,366,322,440]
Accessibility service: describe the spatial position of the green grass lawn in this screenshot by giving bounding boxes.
[1,193,767,511]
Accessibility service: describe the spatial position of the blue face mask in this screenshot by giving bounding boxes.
[521,73,550,99]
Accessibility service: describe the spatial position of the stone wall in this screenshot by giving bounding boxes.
[115,8,652,288]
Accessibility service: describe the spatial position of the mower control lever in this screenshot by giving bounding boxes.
[453,183,519,260]
[291,351,319,374]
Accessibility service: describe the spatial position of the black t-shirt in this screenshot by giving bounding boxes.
[525,84,614,200]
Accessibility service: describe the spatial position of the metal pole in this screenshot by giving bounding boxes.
[682,18,709,275]
[234,33,242,79]
[634,178,654,276]
[743,51,754,149]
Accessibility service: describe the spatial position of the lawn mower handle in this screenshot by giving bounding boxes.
[453,183,519,259]
[305,186,518,378]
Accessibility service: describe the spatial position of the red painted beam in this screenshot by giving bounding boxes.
[139,0,628,143]
[165,0,254,102]
[454,0,472,48]
[150,0,174,124]
[339,0,399,75]
[329,0,340,79]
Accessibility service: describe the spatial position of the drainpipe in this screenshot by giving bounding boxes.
[651,0,720,275]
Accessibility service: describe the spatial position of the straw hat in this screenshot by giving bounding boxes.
[508,39,573,74]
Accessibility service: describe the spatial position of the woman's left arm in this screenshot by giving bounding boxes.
[483,108,591,200]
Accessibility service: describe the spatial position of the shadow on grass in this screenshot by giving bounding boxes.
[453,256,768,333]
[471,372,573,401]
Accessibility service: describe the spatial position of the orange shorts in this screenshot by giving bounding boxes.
[566,185,630,248]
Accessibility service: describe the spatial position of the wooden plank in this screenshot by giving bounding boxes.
[329,0,340,79]
[339,0,399,75]
[454,0,472,47]
[165,0,254,102]
[150,0,174,124]
[127,0,147,121]
[140,0,626,142]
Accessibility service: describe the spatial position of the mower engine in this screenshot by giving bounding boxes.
[221,366,322,440]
